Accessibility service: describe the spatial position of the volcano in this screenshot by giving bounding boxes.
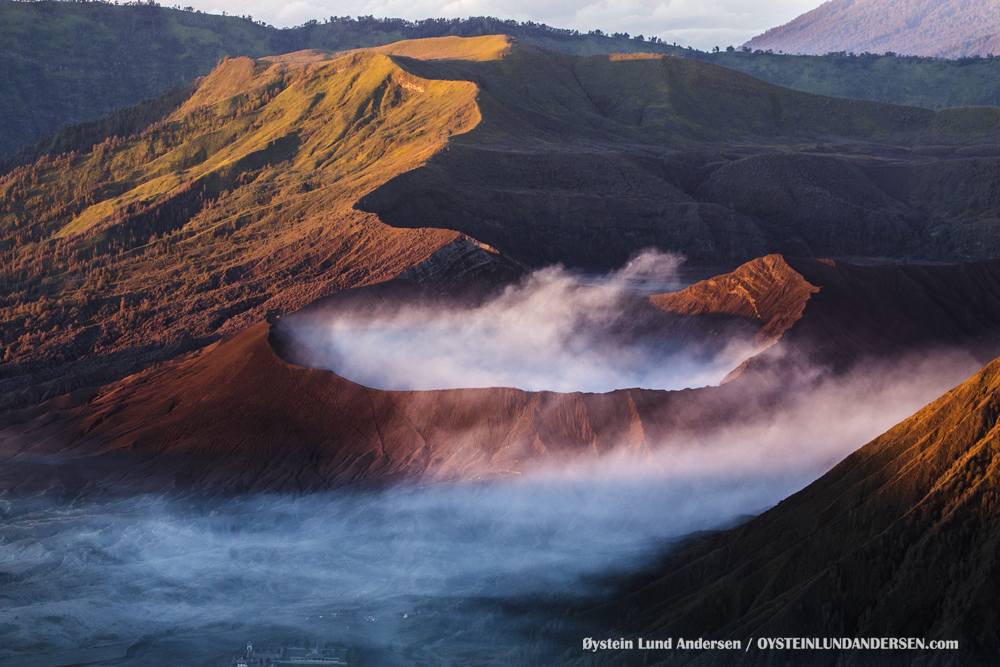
[5,253,1000,496]
[8,36,1000,412]
[5,33,1000,667]
[745,0,1000,59]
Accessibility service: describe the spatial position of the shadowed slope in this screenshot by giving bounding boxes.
[599,347,1000,666]
[778,257,1000,371]
[358,42,1000,270]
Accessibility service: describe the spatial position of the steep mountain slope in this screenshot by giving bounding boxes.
[7,255,1000,494]
[0,37,509,406]
[599,342,1000,665]
[7,36,1000,411]
[746,0,1000,58]
[778,257,1000,370]
[359,44,1000,269]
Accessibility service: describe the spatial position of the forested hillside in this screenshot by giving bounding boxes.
[4,0,1000,157]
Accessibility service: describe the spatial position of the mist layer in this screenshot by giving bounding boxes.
[285,251,756,393]
[0,474,794,666]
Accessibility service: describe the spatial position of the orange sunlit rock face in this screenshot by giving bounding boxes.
[649,254,819,349]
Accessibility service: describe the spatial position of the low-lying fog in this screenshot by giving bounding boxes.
[0,475,796,666]
[0,341,981,666]
[1,249,990,666]
[283,251,756,392]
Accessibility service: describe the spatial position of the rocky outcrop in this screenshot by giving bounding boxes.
[650,254,819,349]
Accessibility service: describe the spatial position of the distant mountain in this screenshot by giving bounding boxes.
[6,0,1000,159]
[746,0,1000,58]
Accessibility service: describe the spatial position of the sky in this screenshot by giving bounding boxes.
[173,0,828,51]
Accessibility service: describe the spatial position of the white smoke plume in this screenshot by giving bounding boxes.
[1,249,993,666]
[286,249,757,393]
[0,346,983,664]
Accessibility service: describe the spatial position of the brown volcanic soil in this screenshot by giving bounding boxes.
[651,254,819,349]
[596,332,1000,666]
[7,35,1000,414]
[8,254,1000,495]
[0,37,507,409]
[0,319,767,494]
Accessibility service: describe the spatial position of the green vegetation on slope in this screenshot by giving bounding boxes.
[0,0,269,156]
[700,50,1000,111]
[6,1,1000,157]
[0,1,658,155]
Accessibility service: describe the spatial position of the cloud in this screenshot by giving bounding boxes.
[273,0,325,24]
[177,0,826,49]
[539,346,984,482]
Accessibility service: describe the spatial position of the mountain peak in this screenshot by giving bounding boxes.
[746,0,1000,58]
